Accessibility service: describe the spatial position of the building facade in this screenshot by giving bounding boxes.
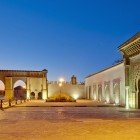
[85,32,140,109]
[0,69,48,100]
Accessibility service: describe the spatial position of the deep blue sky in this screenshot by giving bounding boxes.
[0,0,139,82]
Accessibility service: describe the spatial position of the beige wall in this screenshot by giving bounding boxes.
[27,77,47,99]
[48,82,85,99]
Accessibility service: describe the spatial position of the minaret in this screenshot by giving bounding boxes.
[71,75,77,85]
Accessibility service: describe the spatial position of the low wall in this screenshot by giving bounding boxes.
[0,99,27,109]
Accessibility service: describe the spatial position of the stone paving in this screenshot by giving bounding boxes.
[0,100,140,140]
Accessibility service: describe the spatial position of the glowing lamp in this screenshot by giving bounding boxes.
[73,94,79,100]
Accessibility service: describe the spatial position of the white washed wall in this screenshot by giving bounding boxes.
[85,63,126,106]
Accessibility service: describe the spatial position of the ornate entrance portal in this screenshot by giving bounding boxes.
[119,32,140,109]
[0,69,48,100]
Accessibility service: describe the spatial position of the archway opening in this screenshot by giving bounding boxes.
[0,80,5,99]
[13,80,26,99]
[114,83,120,105]
[38,92,42,99]
[30,92,35,99]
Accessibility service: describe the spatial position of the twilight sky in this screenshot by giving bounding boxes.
[0,0,139,82]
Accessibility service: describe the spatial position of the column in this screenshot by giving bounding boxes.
[42,77,47,100]
[125,86,129,109]
[35,91,38,99]
[125,58,130,108]
[26,78,31,99]
[5,77,13,100]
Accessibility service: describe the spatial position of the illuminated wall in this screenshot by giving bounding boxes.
[85,62,126,106]
[48,82,85,99]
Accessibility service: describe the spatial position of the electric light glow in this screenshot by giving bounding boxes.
[73,94,79,100]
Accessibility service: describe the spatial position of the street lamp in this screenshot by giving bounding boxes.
[59,78,64,83]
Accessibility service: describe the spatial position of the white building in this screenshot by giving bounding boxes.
[85,32,140,109]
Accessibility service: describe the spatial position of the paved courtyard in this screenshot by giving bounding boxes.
[0,100,140,140]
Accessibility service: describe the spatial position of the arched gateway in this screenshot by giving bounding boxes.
[0,69,48,100]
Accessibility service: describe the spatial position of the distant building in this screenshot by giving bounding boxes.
[71,75,77,85]
[85,32,140,109]
[0,69,48,100]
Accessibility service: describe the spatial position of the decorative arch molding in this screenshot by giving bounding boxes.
[0,78,5,85]
[130,62,140,92]
[0,80,5,91]
[113,78,121,84]
[135,69,140,89]
[12,78,27,88]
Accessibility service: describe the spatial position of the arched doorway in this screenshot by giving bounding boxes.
[114,83,120,105]
[38,92,42,99]
[13,80,26,99]
[30,92,35,99]
[0,80,5,99]
[105,85,110,103]
[98,86,102,101]
[138,79,140,108]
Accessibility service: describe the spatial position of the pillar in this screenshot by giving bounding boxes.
[125,58,130,108]
[35,91,38,99]
[42,77,47,99]
[26,78,31,99]
[5,77,13,100]
[125,86,129,109]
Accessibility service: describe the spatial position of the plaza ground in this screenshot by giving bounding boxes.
[0,100,140,140]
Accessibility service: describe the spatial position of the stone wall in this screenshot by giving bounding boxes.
[48,82,85,99]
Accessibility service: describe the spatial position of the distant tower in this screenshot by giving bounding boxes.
[71,75,77,85]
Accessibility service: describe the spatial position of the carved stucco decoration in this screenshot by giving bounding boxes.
[130,62,140,93]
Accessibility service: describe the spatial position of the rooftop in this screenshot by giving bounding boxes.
[118,32,140,50]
